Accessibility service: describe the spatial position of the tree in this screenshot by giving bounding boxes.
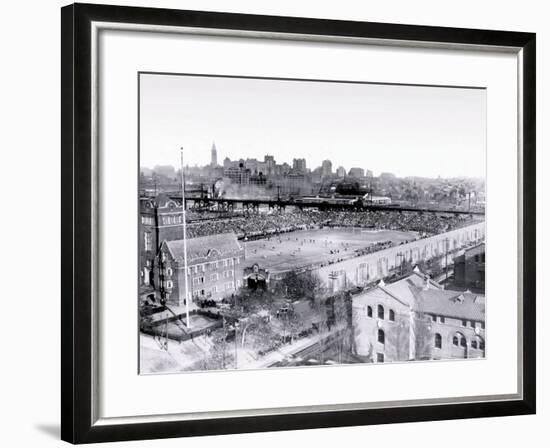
[364,342,374,363]
[203,328,234,370]
[414,314,433,360]
[245,317,277,351]
[139,306,154,332]
[275,270,325,303]
[283,310,306,345]
[330,292,354,363]
[310,297,330,363]
[387,313,411,362]
[222,288,280,352]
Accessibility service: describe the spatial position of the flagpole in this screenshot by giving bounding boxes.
[180,147,191,329]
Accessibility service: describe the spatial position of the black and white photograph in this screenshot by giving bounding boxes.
[138,73,487,374]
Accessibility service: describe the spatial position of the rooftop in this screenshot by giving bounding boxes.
[164,233,243,264]
[354,268,485,322]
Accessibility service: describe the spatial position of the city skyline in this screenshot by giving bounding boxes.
[139,73,486,179]
[140,148,484,181]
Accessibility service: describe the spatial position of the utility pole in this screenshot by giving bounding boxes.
[234,321,239,369]
[445,238,449,283]
[180,147,191,329]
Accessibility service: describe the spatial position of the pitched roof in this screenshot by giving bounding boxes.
[352,269,485,322]
[353,283,410,309]
[383,270,442,306]
[412,288,485,322]
[163,233,242,263]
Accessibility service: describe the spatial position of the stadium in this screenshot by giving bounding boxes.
[243,227,418,274]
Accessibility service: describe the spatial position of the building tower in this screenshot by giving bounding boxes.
[293,158,306,172]
[211,142,218,167]
[322,159,333,177]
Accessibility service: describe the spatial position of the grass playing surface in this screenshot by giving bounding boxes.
[243,228,418,273]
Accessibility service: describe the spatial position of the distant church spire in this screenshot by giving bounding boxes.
[211,142,218,167]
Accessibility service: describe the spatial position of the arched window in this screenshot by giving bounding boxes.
[454,332,467,347]
[453,332,466,347]
[435,333,442,349]
[378,329,385,344]
[389,309,395,321]
[473,335,485,351]
[367,306,373,318]
[377,305,384,320]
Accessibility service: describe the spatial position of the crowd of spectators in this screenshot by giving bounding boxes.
[185,209,481,240]
[318,210,477,235]
[186,210,317,239]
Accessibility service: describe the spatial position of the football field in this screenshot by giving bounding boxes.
[243,227,418,273]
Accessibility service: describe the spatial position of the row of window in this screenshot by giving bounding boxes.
[141,216,154,225]
[192,270,234,284]
[431,314,485,330]
[366,305,395,322]
[192,276,205,286]
[461,319,485,330]
[191,282,235,297]
[188,258,239,275]
[161,215,183,225]
[430,313,485,330]
[150,265,236,281]
[144,232,152,251]
[375,331,484,356]
[433,332,485,350]
[140,214,184,226]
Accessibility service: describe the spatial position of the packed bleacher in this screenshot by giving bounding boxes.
[185,209,481,240]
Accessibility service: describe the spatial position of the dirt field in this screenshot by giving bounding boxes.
[243,228,418,273]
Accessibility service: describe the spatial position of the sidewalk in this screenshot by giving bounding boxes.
[140,333,210,373]
[243,324,346,369]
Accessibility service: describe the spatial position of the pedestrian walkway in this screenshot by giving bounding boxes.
[244,324,345,369]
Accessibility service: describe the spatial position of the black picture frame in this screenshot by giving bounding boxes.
[61,2,536,444]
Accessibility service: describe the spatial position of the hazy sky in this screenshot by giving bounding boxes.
[139,73,486,178]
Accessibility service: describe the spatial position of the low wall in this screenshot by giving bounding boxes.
[313,222,485,290]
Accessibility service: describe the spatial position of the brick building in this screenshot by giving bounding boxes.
[139,193,185,290]
[352,267,485,363]
[454,242,485,291]
[224,164,251,185]
[157,233,245,306]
